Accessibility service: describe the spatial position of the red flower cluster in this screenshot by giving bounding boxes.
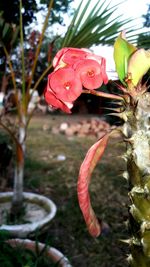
[44,48,108,113]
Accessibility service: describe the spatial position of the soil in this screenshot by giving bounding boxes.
[0,201,48,225]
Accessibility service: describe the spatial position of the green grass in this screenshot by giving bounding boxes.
[24,114,128,267]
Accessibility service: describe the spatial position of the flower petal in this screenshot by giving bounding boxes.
[44,87,72,113]
[49,67,82,102]
[53,47,69,68]
[101,57,108,84]
[62,48,87,65]
[85,53,102,65]
[75,59,103,89]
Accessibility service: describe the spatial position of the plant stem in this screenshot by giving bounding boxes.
[11,113,26,216]
[19,0,26,110]
[2,45,20,117]
[122,92,150,266]
[82,89,124,100]
[28,63,52,104]
[0,119,25,215]
[26,0,54,94]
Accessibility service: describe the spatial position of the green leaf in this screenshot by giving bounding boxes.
[61,0,83,47]
[2,22,10,39]
[10,26,19,46]
[114,32,137,85]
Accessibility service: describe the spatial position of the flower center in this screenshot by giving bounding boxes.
[72,55,77,59]
[87,70,95,77]
[64,82,71,90]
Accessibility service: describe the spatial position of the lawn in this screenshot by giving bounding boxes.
[2,114,129,267]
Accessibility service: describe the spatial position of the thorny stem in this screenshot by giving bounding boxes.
[83,89,124,101]
[121,91,150,266]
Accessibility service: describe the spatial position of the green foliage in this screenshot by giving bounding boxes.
[0,0,73,29]
[40,0,73,25]
[143,4,150,28]
[0,0,73,93]
[113,32,150,87]
[0,0,37,27]
[61,0,141,48]
[0,15,19,88]
[0,14,19,62]
[138,33,150,50]
[113,32,136,85]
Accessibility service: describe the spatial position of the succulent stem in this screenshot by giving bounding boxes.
[122,91,150,266]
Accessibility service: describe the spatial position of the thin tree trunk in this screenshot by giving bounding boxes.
[11,114,26,217]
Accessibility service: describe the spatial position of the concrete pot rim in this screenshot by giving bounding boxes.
[0,192,57,237]
[8,238,72,267]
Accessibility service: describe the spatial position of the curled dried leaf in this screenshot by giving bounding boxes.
[77,133,109,237]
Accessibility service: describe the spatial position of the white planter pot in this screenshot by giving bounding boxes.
[8,238,72,267]
[0,192,57,238]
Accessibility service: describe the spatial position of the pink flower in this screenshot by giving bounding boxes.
[45,47,108,113]
[53,47,69,68]
[53,47,87,69]
[49,67,82,102]
[85,50,103,64]
[62,48,87,65]
[74,59,105,89]
[52,48,108,89]
[44,87,72,114]
[84,53,108,85]
[100,57,108,85]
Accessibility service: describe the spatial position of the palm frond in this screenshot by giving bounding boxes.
[60,0,148,49]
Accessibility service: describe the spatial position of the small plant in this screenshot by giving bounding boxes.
[0,230,61,267]
[0,0,54,219]
[44,33,150,265]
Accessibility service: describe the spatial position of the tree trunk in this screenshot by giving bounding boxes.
[122,92,150,266]
[11,114,26,217]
